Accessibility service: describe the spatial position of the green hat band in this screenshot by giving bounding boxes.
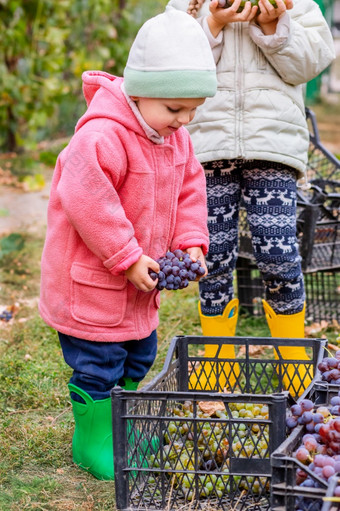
[124,68,217,98]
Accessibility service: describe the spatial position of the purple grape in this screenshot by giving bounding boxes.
[187,270,197,281]
[149,250,206,291]
[300,399,314,412]
[173,249,183,258]
[190,262,199,272]
[313,413,324,424]
[286,417,298,429]
[331,396,340,407]
[184,258,192,269]
[291,404,303,417]
[163,265,172,275]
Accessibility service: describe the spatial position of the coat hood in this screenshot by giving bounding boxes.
[75,71,143,136]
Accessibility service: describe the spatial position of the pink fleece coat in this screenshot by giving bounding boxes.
[39,71,209,342]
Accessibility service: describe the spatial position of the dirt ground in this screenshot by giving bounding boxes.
[0,173,52,236]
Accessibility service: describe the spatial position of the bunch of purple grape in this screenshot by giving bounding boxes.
[318,351,340,384]
[285,391,340,493]
[149,249,205,291]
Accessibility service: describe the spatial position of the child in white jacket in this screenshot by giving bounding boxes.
[167,0,335,395]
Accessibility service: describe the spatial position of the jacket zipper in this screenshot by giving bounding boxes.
[235,23,244,158]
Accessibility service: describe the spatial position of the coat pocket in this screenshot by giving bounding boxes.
[70,262,127,327]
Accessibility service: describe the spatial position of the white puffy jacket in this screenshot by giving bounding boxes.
[167,0,335,178]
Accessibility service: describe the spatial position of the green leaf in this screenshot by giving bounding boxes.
[0,233,25,259]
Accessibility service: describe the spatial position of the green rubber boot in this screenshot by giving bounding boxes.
[121,377,139,391]
[68,383,114,480]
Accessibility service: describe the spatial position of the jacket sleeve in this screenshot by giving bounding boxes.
[248,0,335,85]
[170,135,209,254]
[57,131,143,275]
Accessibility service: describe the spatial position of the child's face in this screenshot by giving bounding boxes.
[132,97,205,137]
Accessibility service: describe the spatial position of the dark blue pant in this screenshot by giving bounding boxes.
[58,330,158,401]
[199,160,305,316]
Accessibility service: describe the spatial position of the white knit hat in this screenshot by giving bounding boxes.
[124,7,217,98]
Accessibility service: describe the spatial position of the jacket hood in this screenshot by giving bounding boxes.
[75,71,143,136]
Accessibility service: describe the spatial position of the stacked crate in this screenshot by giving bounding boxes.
[112,335,325,511]
[236,108,340,322]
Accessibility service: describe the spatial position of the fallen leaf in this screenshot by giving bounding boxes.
[238,344,265,356]
[198,401,225,416]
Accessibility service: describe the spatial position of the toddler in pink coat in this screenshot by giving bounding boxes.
[39,7,216,480]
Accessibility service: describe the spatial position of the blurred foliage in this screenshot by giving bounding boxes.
[0,0,167,152]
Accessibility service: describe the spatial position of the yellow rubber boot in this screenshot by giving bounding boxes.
[262,300,312,397]
[189,298,239,392]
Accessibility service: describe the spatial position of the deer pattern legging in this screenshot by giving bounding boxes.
[199,159,305,316]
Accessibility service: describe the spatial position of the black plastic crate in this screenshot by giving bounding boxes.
[297,183,340,272]
[271,425,328,511]
[112,336,325,511]
[238,184,340,273]
[305,108,340,184]
[238,108,340,273]
[308,381,340,407]
[236,257,340,322]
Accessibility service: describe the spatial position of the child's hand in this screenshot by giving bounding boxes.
[208,0,258,35]
[185,247,208,279]
[256,0,293,34]
[125,255,160,292]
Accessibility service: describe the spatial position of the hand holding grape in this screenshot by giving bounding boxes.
[149,249,207,291]
[125,254,160,292]
[185,246,208,278]
[256,0,293,34]
[208,0,258,36]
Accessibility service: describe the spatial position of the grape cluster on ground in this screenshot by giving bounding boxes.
[149,249,205,291]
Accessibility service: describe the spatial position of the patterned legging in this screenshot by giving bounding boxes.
[199,159,305,316]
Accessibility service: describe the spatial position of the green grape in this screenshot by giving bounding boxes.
[200,486,210,497]
[224,0,278,12]
[216,409,227,419]
[186,490,194,501]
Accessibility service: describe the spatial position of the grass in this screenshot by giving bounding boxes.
[0,232,339,510]
[1,118,340,510]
